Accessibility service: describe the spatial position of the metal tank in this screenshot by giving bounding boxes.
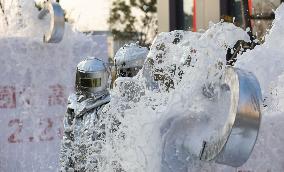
[200,67,262,167]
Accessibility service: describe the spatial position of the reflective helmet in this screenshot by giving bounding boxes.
[114,43,149,77]
[75,57,109,95]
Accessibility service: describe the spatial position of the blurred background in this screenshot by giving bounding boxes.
[56,0,283,57]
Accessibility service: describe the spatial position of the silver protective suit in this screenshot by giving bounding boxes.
[114,43,148,78]
[113,43,148,103]
[60,58,115,172]
[60,93,111,172]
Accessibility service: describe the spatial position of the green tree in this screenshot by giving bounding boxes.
[108,0,157,47]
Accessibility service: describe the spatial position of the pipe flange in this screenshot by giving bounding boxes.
[200,67,262,167]
[38,1,65,43]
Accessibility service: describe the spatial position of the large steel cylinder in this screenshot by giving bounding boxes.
[200,67,262,167]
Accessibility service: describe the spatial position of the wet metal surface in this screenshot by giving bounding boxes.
[201,67,262,167]
[38,2,65,43]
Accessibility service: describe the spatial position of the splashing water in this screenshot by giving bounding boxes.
[101,4,284,172]
[0,1,108,172]
[102,22,251,171]
[234,4,284,171]
[1,0,284,171]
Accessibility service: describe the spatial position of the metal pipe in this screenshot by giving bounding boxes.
[38,1,65,43]
[250,13,275,20]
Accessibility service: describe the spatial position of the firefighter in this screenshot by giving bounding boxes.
[60,57,111,172]
[114,43,148,78]
[113,43,148,102]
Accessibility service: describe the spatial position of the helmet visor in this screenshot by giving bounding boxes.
[80,78,102,88]
[117,67,142,77]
